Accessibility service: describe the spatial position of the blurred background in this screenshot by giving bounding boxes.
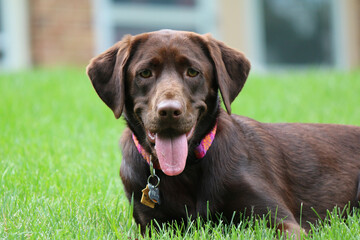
[0,0,359,71]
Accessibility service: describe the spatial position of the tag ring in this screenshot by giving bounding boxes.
[147,174,160,188]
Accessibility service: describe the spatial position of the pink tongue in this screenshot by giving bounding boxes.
[155,133,188,176]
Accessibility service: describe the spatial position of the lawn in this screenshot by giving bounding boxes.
[1,68,360,239]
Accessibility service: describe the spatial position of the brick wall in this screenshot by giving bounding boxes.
[30,0,94,66]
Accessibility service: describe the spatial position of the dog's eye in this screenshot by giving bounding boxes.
[186,68,199,77]
[139,69,152,78]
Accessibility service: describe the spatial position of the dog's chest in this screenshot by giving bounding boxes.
[154,168,224,217]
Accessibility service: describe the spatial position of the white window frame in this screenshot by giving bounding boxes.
[0,0,5,68]
[91,0,218,54]
[0,0,31,70]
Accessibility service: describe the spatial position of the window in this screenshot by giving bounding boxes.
[112,0,195,6]
[261,0,333,66]
[113,26,196,42]
[92,0,216,54]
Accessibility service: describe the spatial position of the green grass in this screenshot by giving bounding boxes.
[1,67,360,239]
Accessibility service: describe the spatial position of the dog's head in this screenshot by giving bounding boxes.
[87,30,250,176]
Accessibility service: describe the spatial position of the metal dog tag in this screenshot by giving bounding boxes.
[140,156,161,208]
[148,183,161,205]
[141,184,155,208]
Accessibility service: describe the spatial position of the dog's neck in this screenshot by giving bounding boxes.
[131,121,218,170]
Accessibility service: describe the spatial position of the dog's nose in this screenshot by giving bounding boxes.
[157,100,183,119]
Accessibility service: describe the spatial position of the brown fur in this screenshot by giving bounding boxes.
[87,30,360,237]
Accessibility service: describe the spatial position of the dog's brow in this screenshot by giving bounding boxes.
[136,57,162,70]
[176,55,202,70]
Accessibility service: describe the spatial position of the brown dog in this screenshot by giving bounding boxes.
[87,30,360,237]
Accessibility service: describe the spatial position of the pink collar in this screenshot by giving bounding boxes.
[132,122,218,169]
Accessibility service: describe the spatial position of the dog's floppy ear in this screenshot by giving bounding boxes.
[205,35,251,114]
[86,35,132,119]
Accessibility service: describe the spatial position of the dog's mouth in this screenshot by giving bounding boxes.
[146,125,195,176]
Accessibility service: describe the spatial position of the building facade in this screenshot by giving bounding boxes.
[0,0,359,70]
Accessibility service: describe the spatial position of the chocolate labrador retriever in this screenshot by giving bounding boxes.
[87,30,360,237]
